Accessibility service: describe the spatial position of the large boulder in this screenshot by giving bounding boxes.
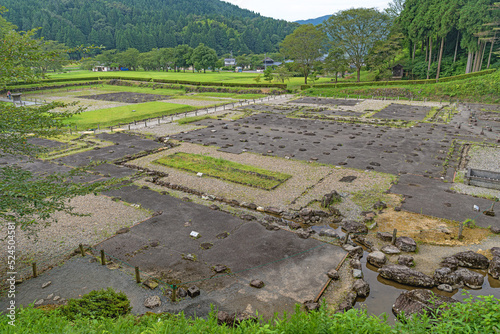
[342,220,368,234]
[491,247,500,257]
[343,244,364,259]
[398,255,414,267]
[378,265,435,287]
[337,292,357,312]
[392,289,459,318]
[381,245,401,255]
[367,251,387,268]
[395,236,417,252]
[433,267,460,285]
[489,256,500,279]
[352,279,370,298]
[377,232,393,242]
[321,191,341,208]
[451,251,489,269]
[441,256,459,271]
[454,268,484,289]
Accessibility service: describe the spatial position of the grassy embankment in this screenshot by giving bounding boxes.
[303,70,500,104]
[154,153,291,190]
[63,102,195,130]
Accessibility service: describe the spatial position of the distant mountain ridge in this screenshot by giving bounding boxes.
[1,0,298,55]
[295,15,332,25]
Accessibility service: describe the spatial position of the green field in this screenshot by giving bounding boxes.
[47,70,331,89]
[154,152,291,190]
[64,102,195,130]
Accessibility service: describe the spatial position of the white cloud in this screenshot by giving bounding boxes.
[222,0,391,21]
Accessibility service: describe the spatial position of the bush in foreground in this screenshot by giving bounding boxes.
[0,294,498,333]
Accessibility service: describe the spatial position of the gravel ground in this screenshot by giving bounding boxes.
[0,195,151,279]
[167,98,228,106]
[130,142,394,212]
[467,145,500,173]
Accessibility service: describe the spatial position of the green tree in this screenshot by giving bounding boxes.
[0,10,116,234]
[323,47,349,83]
[173,44,193,72]
[191,43,218,73]
[117,48,140,70]
[323,8,391,82]
[280,24,327,84]
[273,65,292,83]
[263,67,274,82]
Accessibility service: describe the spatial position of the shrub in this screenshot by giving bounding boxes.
[61,288,131,320]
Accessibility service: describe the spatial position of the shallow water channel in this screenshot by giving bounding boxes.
[309,225,500,323]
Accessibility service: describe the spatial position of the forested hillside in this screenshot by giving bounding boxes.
[2,0,298,55]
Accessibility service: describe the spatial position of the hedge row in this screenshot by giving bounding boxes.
[1,81,101,94]
[302,69,497,90]
[8,75,287,90]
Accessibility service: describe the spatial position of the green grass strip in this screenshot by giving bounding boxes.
[63,101,195,130]
[154,152,291,190]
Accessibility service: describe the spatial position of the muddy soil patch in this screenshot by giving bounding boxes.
[173,113,461,178]
[80,92,171,103]
[372,104,431,121]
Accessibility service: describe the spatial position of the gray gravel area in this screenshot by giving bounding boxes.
[467,145,500,173]
[0,195,151,279]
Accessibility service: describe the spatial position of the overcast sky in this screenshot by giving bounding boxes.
[222,0,392,21]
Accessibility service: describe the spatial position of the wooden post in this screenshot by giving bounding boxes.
[32,262,37,278]
[144,121,147,127]
[79,244,85,257]
[392,229,397,245]
[101,250,106,265]
[458,223,464,240]
[135,267,141,283]
[128,124,131,130]
[172,284,177,302]
[343,233,350,245]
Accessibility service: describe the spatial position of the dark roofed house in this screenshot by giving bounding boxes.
[391,64,404,78]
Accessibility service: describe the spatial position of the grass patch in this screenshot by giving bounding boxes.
[176,115,214,125]
[193,92,266,99]
[351,187,392,211]
[154,152,291,190]
[63,101,195,130]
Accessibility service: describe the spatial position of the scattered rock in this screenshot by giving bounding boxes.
[304,300,320,311]
[250,280,265,288]
[41,281,51,289]
[297,230,311,239]
[378,265,435,287]
[381,245,401,255]
[350,259,362,270]
[240,214,256,221]
[144,296,161,309]
[321,191,341,208]
[392,289,459,318]
[327,269,340,280]
[188,286,200,298]
[287,222,301,230]
[398,255,414,267]
[353,269,363,278]
[454,268,484,289]
[213,264,228,273]
[433,267,458,285]
[342,220,368,234]
[437,284,453,292]
[209,204,220,211]
[216,232,229,239]
[451,251,489,269]
[116,227,130,234]
[353,279,370,298]
[491,247,500,257]
[373,201,387,210]
[488,256,500,279]
[177,288,188,298]
[395,236,417,252]
[376,232,393,242]
[265,207,283,215]
[491,226,500,234]
[441,256,459,271]
[319,228,338,238]
[343,244,364,258]
[367,251,387,268]
[337,292,357,312]
[143,279,159,290]
[34,299,44,306]
[53,296,60,301]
